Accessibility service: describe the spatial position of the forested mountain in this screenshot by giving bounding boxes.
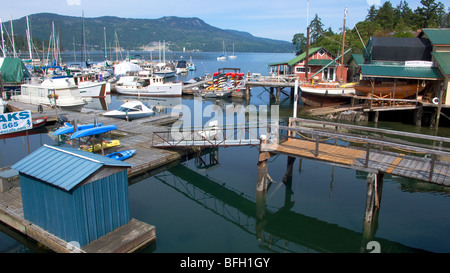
[2,13,295,54]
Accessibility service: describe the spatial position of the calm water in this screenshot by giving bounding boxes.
[1,52,450,253]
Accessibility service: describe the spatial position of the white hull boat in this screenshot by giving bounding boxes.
[115,77,182,97]
[13,77,87,112]
[103,100,154,120]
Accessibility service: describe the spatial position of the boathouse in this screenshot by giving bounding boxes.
[269,47,349,83]
[358,35,446,105]
[12,145,133,247]
[419,28,450,105]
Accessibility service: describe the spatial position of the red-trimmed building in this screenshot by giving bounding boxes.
[269,47,349,83]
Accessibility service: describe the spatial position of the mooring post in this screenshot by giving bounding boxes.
[282,156,296,184]
[257,136,270,193]
[361,172,384,251]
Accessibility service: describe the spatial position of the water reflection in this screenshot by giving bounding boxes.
[131,149,431,253]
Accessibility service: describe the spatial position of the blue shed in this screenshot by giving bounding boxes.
[12,144,133,247]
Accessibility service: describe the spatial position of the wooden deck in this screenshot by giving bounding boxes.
[7,100,194,178]
[274,138,450,185]
[0,187,155,253]
[261,117,450,186]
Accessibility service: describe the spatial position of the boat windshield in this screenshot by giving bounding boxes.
[118,106,140,112]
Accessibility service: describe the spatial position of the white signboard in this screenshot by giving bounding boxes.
[0,110,33,135]
[405,61,434,67]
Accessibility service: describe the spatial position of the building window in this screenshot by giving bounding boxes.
[318,49,325,56]
[296,67,311,73]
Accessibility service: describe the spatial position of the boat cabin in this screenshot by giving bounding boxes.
[269,47,349,83]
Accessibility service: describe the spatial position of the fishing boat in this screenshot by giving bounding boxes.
[153,63,176,78]
[105,149,136,161]
[53,122,104,136]
[73,73,107,98]
[80,139,120,152]
[115,76,182,97]
[300,82,357,107]
[176,60,188,74]
[353,80,426,99]
[102,100,154,120]
[13,77,87,112]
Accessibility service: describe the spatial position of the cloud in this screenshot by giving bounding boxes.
[66,0,81,5]
[366,0,381,6]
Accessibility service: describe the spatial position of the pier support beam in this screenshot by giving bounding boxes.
[414,106,423,127]
[256,152,271,192]
[282,156,296,183]
[361,172,384,252]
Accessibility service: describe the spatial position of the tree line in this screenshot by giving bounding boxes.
[292,0,449,59]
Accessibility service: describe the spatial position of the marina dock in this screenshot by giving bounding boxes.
[0,100,201,253]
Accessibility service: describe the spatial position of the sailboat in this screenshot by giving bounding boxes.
[300,5,356,107]
[217,41,227,61]
[228,43,237,59]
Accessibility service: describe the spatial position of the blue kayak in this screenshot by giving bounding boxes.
[53,123,103,136]
[70,124,117,139]
[105,149,136,161]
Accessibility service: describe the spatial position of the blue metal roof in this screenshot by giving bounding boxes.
[12,145,133,191]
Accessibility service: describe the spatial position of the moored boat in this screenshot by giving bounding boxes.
[102,100,154,120]
[0,116,47,139]
[12,77,87,112]
[115,76,182,97]
[300,82,357,107]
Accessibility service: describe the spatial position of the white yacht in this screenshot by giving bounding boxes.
[12,77,87,112]
[115,76,182,97]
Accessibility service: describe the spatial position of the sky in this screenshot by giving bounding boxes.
[1,0,426,42]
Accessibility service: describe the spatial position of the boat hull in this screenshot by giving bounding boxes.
[115,82,182,97]
[300,85,356,107]
[353,81,425,99]
[78,81,107,98]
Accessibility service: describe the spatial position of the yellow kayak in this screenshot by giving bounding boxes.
[80,139,120,152]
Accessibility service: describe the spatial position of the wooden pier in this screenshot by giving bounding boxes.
[1,100,202,253]
[256,117,450,245]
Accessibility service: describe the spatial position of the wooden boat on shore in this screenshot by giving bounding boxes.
[353,80,426,99]
[300,82,357,107]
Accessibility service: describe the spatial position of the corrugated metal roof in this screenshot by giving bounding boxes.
[422,29,450,45]
[12,145,133,191]
[432,52,450,76]
[351,54,365,66]
[308,59,338,66]
[269,48,322,67]
[360,65,444,80]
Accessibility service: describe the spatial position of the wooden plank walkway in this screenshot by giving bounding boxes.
[261,117,450,186]
[268,134,450,186]
[7,100,193,178]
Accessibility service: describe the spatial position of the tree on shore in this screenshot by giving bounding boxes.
[292,0,448,55]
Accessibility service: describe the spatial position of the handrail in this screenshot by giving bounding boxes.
[288,117,450,145]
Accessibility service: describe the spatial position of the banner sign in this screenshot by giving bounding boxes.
[0,111,32,135]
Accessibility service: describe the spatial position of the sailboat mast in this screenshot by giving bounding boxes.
[10,15,17,58]
[340,5,347,82]
[0,18,5,57]
[26,16,32,60]
[104,27,107,61]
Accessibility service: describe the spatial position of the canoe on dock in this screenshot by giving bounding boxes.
[105,149,136,161]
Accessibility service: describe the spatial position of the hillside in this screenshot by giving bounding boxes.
[6,13,294,53]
